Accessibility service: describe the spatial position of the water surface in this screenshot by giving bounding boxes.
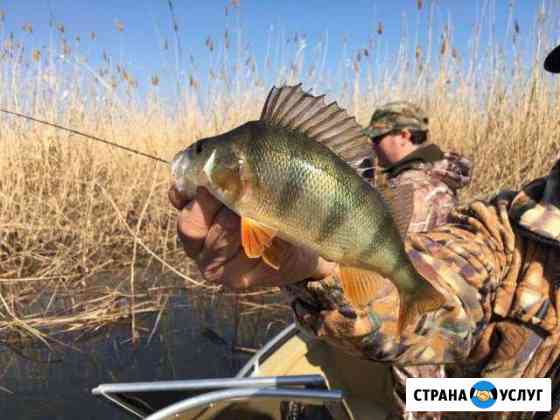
[0,288,291,420]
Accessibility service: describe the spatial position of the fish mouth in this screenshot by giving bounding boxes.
[170,147,197,199]
[171,149,189,179]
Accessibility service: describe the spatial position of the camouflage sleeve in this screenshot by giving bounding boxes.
[395,169,458,233]
[431,152,473,192]
[284,195,517,366]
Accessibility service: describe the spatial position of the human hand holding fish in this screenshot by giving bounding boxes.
[169,184,337,289]
[170,84,446,334]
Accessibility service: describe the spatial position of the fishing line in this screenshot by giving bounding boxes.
[0,109,170,165]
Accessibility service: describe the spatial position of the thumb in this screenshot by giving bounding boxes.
[168,183,190,210]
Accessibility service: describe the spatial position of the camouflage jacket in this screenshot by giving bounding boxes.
[382,144,473,233]
[284,158,560,420]
[381,145,473,419]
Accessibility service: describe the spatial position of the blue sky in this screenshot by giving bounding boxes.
[0,0,557,103]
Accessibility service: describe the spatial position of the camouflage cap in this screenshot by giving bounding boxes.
[362,101,429,140]
[544,44,560,73]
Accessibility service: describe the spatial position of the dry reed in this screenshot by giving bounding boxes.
[1,1,560,346]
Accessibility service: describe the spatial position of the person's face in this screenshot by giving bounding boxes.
[372,130,414,167]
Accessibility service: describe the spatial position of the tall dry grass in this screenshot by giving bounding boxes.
[1,0,560,345]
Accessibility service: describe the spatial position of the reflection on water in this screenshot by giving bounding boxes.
[0,289,292,420]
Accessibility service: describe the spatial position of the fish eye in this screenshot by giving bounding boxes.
[195,142,203,154]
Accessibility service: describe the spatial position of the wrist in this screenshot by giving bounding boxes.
[309,260,338,281]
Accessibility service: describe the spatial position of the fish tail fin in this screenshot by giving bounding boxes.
[338,265,387,308]
[397,284,446,334]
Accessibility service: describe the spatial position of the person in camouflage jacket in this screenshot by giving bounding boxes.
[365,101,473,234]
[363,101,473,419]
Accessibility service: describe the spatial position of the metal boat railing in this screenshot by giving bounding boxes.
[236,323,300,378]
[143,387,343,420]
[92,323,345,419]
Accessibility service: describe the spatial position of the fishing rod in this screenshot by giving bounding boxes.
[0,109,170,165]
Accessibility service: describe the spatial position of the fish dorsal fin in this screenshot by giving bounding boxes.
[260,84,374,178]
[380,183,415,239]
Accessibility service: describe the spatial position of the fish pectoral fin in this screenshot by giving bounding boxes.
[241,218,277,259]
[241,218,284,270]
[397,284,446,334]
[338,266,387,308]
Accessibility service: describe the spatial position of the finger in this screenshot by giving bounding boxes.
[220,241,337,289]
[200,244,282,290]
[202,251,261,288]
[310,257,338,280]
[267,238,337,281]
[196,207,241,271]
[232,261,286,289]
[168,184,190,210]
[177,187,223,258]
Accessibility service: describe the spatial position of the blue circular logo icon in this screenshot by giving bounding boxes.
[470,381,498,409]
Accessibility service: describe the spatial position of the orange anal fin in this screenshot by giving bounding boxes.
[338,266,387,308]
[241,218,277,259]
[397,285,446,334]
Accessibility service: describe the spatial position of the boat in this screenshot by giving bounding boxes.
[92,322,394,419]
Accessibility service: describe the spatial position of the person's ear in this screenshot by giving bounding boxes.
[397,129,411,146]
[401,128,412,141]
